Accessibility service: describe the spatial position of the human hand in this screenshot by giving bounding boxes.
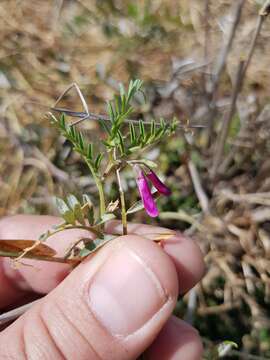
[0,215,204,359]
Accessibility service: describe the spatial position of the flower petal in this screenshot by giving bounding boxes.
[134,165,159,217]
[146,170,171,196]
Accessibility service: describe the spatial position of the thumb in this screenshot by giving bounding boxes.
[0,235,178,360]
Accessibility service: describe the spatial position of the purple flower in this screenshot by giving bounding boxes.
[134,165,159,217]
[134,165,171,218]
[146,170,171,196]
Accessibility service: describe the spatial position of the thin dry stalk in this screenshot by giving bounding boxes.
[187,160,210,213]
[215,0,270,174]
[198,301,240,315]
[203,0,211,90]
[211,0,245,94]
[210,60,245,180]
[241,0,270,81]
[206,0,245,145]
[203,0,211,63]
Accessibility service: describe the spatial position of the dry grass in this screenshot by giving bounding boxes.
[1,0,270,358]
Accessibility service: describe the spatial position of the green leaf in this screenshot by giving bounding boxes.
[70,125,76,139]
[60,114,66,129]
[102,140,113,148]
[127,192,160,214]
[78,132,84,150]
[50,112,57,121]
[87,143,93,159]
[139,159,157,168]
[128,145,141,153]
[79,235,115,257]
[121,95,126,113]
[114,94,120,116]
[95,213,116,226]
[217,341,238,357]
[82,194,93,207]
[122,106,133,119]
[126,79,134,103]
[126,79,143,103]
[66,194,85,225]
[86,206,94,225]
[117,131,125,155]
[82,194,94,225]
[171,117,178,131]
[150,119,156,136]
[129,122,136,143]
[126,199,144,215]
[94,153,104,170]
[66,194,80,209]
[119,83,127,112]
[55,197,70,215]
[147,133,156,144]
[107,101,115,122]
[139,120,145,140]
[160,117,166,130]
[73,129,79,143]
[100,120,111,135]
[119,83,125,97]
[55,197,76,224]
[74,204,85,225]
[79,241,96,255]
[155,126,165,139]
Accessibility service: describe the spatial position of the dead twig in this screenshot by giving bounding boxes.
[198,301,241,315]
[242,0,270,81]
[220,190,270,206]
[33,147,69,182]
[210,61,245,180]
[48,83,206,130]
[212,0,245,94]
[206,0,245,145]
[188,160,210,213]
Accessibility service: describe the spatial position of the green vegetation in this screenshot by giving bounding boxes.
[1,1,270,358]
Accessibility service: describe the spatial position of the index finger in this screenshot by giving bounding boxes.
[106,220,205,294]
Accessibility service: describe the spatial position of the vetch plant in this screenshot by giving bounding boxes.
[0,79,199,265]
[134,164,171,218]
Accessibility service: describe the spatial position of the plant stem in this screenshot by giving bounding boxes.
[43,224,103,240]
[85,158,106,217]
[116,167,128,235]
[13,223,103,262]
[95,177,106,217]
[0,251,80,265]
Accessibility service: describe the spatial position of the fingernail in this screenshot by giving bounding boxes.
[89,247,168,336]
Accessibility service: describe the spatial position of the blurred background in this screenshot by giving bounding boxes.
[1,0,270,358]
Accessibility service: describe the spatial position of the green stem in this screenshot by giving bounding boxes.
[85,159,106,218]
[42,224,103,241]
[13,224,103,262]
[95,176,106,217]
[116,168,128,235]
